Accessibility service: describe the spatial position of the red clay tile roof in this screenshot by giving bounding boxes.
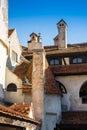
[9,103,30,117]
[45,45,87,56]
[0,104,40,125]
[50,64,87,76]
[60,111,87,125]
[22,43,87,57]
[45,60,61,95]
[14,61,30,82]
[8,29,15,37]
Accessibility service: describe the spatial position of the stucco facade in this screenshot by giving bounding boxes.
[5,67,23,103]
[0,0,8,44]
[7,29,22,70]
[0,0,8,99]
[0,40,8,101]
[56,75,87,111]
[45,94,61,130]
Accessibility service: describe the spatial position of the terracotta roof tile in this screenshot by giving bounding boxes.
[45,45,87,56]
[50,64,87,76]
[45,60,61,95]
[14,61,30,82]
[9,103,30,117]
[60,111,87,125]
[26,60,32,84]
[22,43,87,57]
[0,104,40,125]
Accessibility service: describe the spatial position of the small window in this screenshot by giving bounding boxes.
[50,59,54,65]
[72,57,82,64]
[78,58,82,63]
[73,58,77,63]
[32,36,35,40]
[49,59,60,65]
[7,83,17,92]
[55,59,59,65]
[12,51,18,62]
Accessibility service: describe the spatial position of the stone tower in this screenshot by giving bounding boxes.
[0,0,8,44]
[54,19,67,49]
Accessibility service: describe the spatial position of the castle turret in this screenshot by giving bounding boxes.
[0,0,8,44]
[54,19,67,49]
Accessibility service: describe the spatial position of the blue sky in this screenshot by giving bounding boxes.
[8,0,87,46]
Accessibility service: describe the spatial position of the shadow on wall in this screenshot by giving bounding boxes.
[6,56,15,71]
[0,84,4,100]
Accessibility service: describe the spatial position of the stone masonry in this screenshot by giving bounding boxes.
[32,44,45,121]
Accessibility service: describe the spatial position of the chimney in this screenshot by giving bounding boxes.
[32,41,45,122]
[28,32,42,51]
[54,19,67,49]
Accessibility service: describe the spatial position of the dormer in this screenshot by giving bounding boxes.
[54,19,67,49]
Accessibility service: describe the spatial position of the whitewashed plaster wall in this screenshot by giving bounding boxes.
[0,0,8,44]
[7,29,22,69]
[5,67,32,105]
[45,94,61,130]
[56,75,87,111]
[5,67,24,103]
[0,42,7,99]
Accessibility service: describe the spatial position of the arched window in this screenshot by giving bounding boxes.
[80,81,87,103]
[7,83,17,92]
[56,81,67,94]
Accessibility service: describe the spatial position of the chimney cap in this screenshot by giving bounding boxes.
[57,19,68,26]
